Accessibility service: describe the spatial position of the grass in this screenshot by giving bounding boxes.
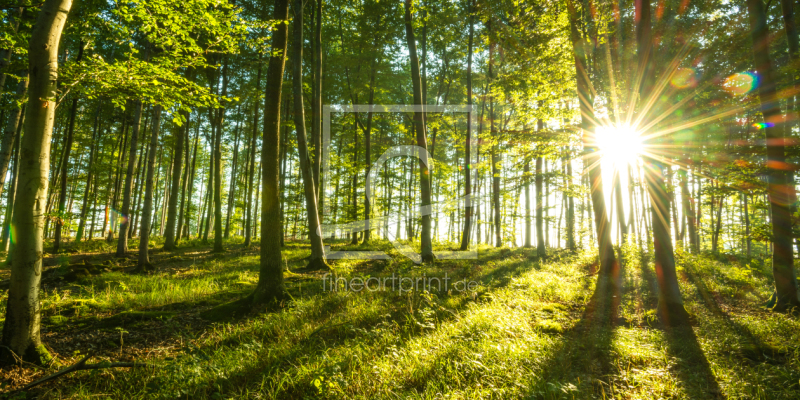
[0,237,799,399]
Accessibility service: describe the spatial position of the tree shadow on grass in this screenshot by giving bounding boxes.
[645,260,724,399]
[525,273,622,398]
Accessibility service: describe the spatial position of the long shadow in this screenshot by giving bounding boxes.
[525,271,621,398]
[647,260,724,399]
[683,263,788,366]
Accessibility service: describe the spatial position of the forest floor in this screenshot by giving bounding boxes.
[0,237,798,399]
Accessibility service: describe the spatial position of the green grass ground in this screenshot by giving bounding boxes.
[0,238,799,399]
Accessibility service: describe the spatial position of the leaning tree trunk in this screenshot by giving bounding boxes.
[116,101,143,257]
[292,0,328,270]
[1,0,72,366]
[747,0,800,307]
[137,106,162,270]
[253,0,291,304]
[404,0,434,262]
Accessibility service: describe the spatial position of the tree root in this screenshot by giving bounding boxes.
[19,353,154,392]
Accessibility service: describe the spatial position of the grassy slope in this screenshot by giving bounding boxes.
[0,238,798,399]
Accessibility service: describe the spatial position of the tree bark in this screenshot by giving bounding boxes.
[53,42,84,251]
[460,0,474,251]
[75,101,102,241]
[636,0,688,324]
[116,100,143,257]
[0,71,28,203]
[253,0,290,304]
[566,0,618,286]
[163,103,189,249]
[293,0,328,269]
[245,62,262,247]
[405,0,434,262]
[138,106,162,269]
[1,0,72,366]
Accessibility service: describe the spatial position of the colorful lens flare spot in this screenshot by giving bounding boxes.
[752,122,774,130]
[671,68,698,89]
[724,72,758,95]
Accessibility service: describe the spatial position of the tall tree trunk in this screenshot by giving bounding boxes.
[404,0,434,262]
[138,106,162,269]
[116,100,143,256]
[292,0,328,269]
[566,0,618,290]
[245,62,262,247]
[1,0,72,366]
[0,71,28,202]
[460,0,474,251]
[636,0,688,324]
[680,169,698,252]
[253,0,290,304]
[2,106,23,252]
[224,114,241,238]
[213,63,228,253]
[311,0,323,203]
[53,42,84,251]
[75,101,102,241]
[176,112,193,243]
[566,151,576,251]
[362,63,376,244]
[163,100,190,249]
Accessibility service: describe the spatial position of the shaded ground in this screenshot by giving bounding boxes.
[0,238,798,399]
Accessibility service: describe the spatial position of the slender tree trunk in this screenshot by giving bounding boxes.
[566,0,618,289]
[636,0,688,324]
[224,114,241,238]
[175,112,193,243]
[680,169,698,252]
[163,101,189,249]
[404,0,434,262]
[362,63,376,244]
[138,106,162,269]
[213,63,228,253]
[311,0,323,202]
[53,42,84,251]
[116,100,143,257]
[75,102,102,241]
[253,0,290,304]
[0,71,28,202]
[2,107,23,252]
[460,0,474,251]
[292,0,328,269]
[566,151,576,251]
[1,0,72,366]
[245,62,262,247]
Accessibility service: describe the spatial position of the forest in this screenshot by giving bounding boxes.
[1,0,800,397]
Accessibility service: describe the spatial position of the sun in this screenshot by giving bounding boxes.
[595,124,644,168]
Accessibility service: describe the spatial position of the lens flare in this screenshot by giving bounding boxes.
[723,72,758,95]
[671,67,698,89]
[752,122,775,130]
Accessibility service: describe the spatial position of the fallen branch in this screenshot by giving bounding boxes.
[21,353,154,391]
